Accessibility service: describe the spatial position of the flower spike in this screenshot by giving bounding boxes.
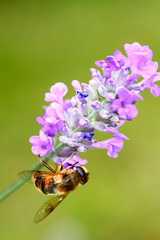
[30,42,160,167]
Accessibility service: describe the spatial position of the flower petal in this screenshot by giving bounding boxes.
[111,99,121,111]
[71,80,82,91]
[125,104,138,120]
[117,87,131,102]
[150,84,160,97]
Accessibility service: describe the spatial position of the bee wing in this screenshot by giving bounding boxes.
[19,170,36,182]
[19,170,50,182]
[34,194,68,223]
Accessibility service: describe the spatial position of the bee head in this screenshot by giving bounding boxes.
[75,166,89,185]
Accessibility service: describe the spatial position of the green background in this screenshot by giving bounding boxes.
[1,0,160,239]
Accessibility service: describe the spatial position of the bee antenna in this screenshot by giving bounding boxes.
[72,161,79,168]
[60,150,77,170]
[63,161,79,170]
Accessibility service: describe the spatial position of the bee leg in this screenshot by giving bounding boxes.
[60,150,77,170]
[54,164,59,172]
[38,156,56,173]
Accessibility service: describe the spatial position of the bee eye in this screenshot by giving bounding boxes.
[76,167,89,185]
[76,167,85,178]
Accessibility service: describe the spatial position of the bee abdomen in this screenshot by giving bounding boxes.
[44,177,56,194]
[33,173,57,195]
[34,174,41,189]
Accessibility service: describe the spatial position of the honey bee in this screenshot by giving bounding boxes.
[20,156,89,223]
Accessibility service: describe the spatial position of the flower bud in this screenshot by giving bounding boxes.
[91,100,101,111]
[71,96,78,107]
[98,85,107,97]
[77,144,87,152]
[68,138,79,148]
[80,103,90,116]
[106,92,116,102]
[89,78,100,90]
[99,109,110,119]
[59,136,69,144]
[91,121,108,132]
[79,117,89,127]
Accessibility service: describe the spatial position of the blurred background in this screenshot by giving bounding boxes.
[1,0,160,239]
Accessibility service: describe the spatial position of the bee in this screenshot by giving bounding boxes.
[20,155,89,223]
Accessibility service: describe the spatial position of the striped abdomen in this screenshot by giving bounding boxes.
[33,172,58,195]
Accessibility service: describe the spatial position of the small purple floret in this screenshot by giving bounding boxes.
[83,132,95,141]
[29,130,55,157]
[92,137,124,158]
[45,82,68,104]
[124,42,158,78]
[63,155,88,169]
[111,87,143,120]
[77,90,89,103]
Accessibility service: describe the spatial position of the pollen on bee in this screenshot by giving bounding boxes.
[116,121,120,123]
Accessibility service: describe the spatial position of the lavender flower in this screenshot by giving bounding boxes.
[111,87,143,121]
[92,137,124,158]
[29,130,55,157]
[30,42,160,168]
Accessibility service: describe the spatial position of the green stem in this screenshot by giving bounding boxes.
[0,161,42,203]
[0,100,106,203]
[0,143,65,203]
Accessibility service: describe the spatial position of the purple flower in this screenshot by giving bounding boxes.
[59,132,95,151]
[150,84,160,97]
[45,82,68,104]
[113,50,126,68]
[29,130,55,157]
[36,112,58,137]
[95,51,126,80]
[107,127,129,140]
[77,90,88,103]
[63,99,72,111]
[106,137,124,158]
[111,87,143,120]
[124,42,158,78]
[79,117,89,127]
[72,80,82,91]
[54,156,64,165]
[65,107,82,131]
[63,155,88,169]
[91,101,101,111]
[45,102,65,124]
[140,73,160,97]
[92,137,124,158]
[83,132,94,141]
[90,68,103,81]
